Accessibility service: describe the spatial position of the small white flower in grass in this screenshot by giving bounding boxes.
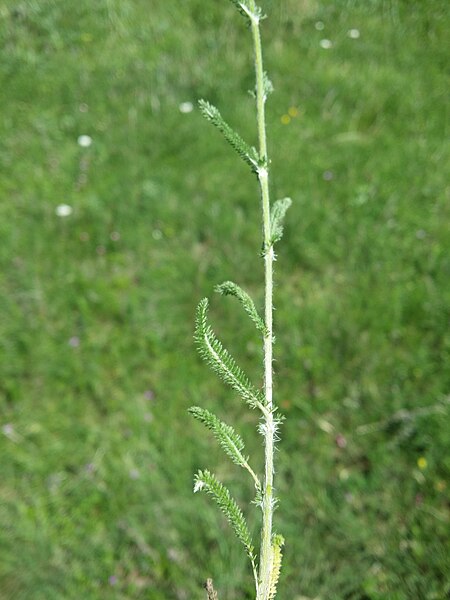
[194,479,205,493]
[179,101,194,114]
[320,39,333,49]
[348,28,360,39]
[77,134,92,147]
[55,204,72,217]
[315,21,324,31]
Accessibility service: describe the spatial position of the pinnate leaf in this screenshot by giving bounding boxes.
[215,281,267,336]
[270,197,292,244]
[194,469,255,560]
[195,298,264,409]
[188,406,248,468]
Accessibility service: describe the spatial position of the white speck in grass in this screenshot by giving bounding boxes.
[315,21,325,31]
[348,28,360,39]
[55,204,73,217]
[168,547,182,562]
[68,336,80,348]
[110,231,120,241]
[320,39,333,49]
[416,229,427,239]
[152,229,163,240]
[2,423,21,442]
[129,468,140,480]
[2,423,14,437]
[79,103,89,113]
[77,134,92,147]
[179,101,194,114]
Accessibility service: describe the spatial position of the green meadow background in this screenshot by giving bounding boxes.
[1,0,449,598]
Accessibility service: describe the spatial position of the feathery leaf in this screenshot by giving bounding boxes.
[270,197,292,244]
[188,406,247,467]
[215,281,267,336]
[195,298,264,409]
[198,100,258,171]
[263,71,274,99]
[194,469,255,560]
[268,534,284,600]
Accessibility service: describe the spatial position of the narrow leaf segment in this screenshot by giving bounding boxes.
[194,469,255,561]
[189,406,261,489]
[215,281,267,336]
[198,100,259,171]
[188,406,247,467]
[195,298,264,409]
[270,197,292,245]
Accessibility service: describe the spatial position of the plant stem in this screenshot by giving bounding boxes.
[249,5,275,600]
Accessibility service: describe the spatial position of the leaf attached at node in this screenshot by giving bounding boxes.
[198,100,258,171]
[194,469,255,561]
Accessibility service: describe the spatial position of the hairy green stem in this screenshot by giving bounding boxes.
[249,5,275,600]
[191,4,288,598]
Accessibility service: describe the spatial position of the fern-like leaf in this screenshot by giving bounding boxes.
[215,281,267,336]
[195,298,264,409]
[263,71,274,100]
[198,100,258,171]
[268,534,284,600]
[194,469,255,560]
[270,197,292,245]
[188,406,247,467]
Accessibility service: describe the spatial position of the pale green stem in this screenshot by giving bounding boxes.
[248,5,275,600]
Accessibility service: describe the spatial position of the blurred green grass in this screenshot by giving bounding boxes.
[0,0,449,598]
